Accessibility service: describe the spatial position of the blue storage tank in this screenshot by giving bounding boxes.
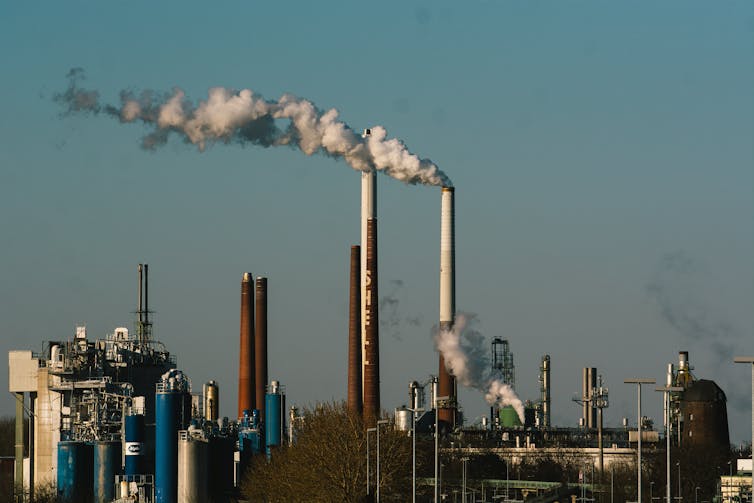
[155,370,192,503]
[264,381,285,452]
[124,413,146,475]
[57,441,94,503]
[93,441,121,503]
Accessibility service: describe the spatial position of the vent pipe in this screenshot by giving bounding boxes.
[347,245,363,416]
[438,186,456,426]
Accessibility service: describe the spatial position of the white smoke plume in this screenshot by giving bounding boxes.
[54,68,451,187]
[433,313,525,422]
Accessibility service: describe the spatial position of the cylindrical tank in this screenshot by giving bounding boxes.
[177,430,209,503]
[155,371,192,503]
[124,414,146,475]
[208,434,235,503]
[265,382,283,449]
[524,406,536,429]
[499,406,522,428]
[395,406,411,432]
[93,441,121,503]
[57,441,94,503]
[203,380,219,422]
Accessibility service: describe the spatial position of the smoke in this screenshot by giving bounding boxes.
[433,313,524,422]
[646,251,748,411]
[54,68,451,187]
[380,280,422,341]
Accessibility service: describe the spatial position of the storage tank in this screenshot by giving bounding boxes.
[499,406,522,428]
[177,429,209,503]
[208,434,235,503]
[124,413,146,475]
[203,380,219,422]
[265,381,285,452]
[93,441,121,503]
[395,406,411,432]
[155,370,192,503]
[681,379,729,449]
[57,441,94,503]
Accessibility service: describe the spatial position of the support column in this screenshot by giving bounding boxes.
[14,392,23,503]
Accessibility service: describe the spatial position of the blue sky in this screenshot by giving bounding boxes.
[1,1,752,443]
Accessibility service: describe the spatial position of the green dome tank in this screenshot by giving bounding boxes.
[499,405,522,428]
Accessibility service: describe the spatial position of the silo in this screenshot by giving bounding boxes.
[124,413,146,475]
[177,429,209,503]
[93,441,121,503]
[57,441,94,503]
[265,381,285,451]
[155,370,192,503]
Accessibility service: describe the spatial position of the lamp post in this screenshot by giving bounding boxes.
[625,378,656,503]
[651,481,655,503]
[376,419,389,503]
[461,457,469,503]
[435,395,450,503]
[408,407,424,503]
[367,427,376,497]
[695,486,699,503]
[733,356,754,496]
[676,462,681,502]
[657,385,684,503]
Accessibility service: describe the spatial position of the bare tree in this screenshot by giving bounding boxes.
[242,402,411,502]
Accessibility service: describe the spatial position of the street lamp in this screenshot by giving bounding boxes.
[651,481,655,503]
[657,385,684,503]
[676,462,681,502]
[407,407,424,503]
[733,356,754,496]
[625,378,656,503]
[461,457,469,503]
[367,427,376,497]
[376,419,389,503]
[695,486,700,503]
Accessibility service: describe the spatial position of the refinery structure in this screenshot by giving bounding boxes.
[5,131,750,502]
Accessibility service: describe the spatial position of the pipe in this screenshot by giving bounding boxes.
[438,186,456,426]
[144,263,149,327]
[582,368,589,429]
[541,355,550,428]
[237,273,255,419]
[348,245,363,416]
[589,368,597,428]
[255,277,268,422]
[363,219,380,424]
[137,264,143,327]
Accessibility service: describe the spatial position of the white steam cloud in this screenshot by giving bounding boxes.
[55,68,451,187]
[433,313,524,422]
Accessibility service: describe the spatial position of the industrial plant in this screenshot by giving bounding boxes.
[4,131,750,502]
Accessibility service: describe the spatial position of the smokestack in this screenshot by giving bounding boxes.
[255,277,268,422]
[361,160,376,402]
[363,219,380,423]
[438,186,456,425]
[238,273,255,418]
[348,245,363,416]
